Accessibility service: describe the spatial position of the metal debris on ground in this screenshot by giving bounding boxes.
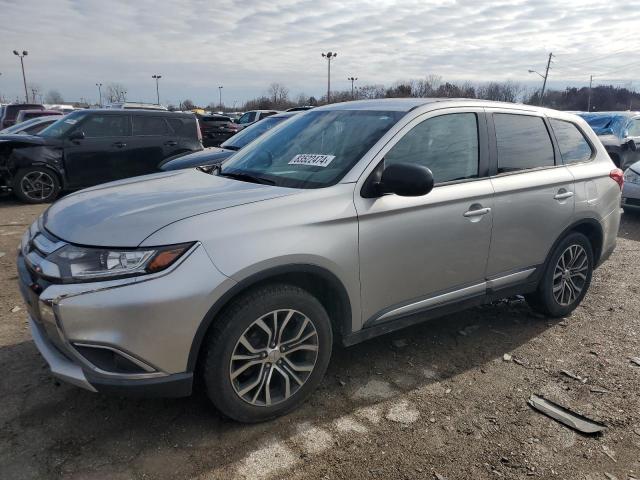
[503,354,512,362]
[10,306,21,313]
[527,394,606,434]
[434,473,447,480]
[560,369,588,383]
[604,473,618,480]
[589,386,609,394]
[629,357,640,367]
[601,445,617,462]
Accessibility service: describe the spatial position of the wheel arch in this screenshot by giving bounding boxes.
[546,217,604,271]
[187,264,353,371]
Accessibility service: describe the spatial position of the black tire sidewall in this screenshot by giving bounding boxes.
[204,284,333,423]
[539,232,594,317]
[13,167,61,204]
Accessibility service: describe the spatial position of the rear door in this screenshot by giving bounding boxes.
[63,113,131,188]
[486,110,575,279]
[126,115,179,177]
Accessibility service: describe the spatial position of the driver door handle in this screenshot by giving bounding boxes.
[112,142,127,148]
[554,191,574,200]
[463,207,491,217]
[164,141,178,146]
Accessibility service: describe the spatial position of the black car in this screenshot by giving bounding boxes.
[577,111,640,169]
[0,109,202,203]
[160,111,297,171]
[198,114,240,147]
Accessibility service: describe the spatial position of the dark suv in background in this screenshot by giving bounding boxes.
[0,109,202,203]
[0,103,44,129]
[578,111,640,169]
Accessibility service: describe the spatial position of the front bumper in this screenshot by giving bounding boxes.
[18,225,234,396]
[622,179,640,210]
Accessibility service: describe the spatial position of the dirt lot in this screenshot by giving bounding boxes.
[1,199,639,480]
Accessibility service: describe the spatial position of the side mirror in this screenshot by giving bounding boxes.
[378,163,434,197]
[626,138,637,152]
[68,130,85,142]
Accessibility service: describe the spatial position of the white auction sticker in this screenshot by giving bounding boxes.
[288,154,336,167]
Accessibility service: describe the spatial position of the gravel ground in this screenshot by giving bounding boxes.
[1,199,639,480]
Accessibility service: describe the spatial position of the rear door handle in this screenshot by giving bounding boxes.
[463,207,491,217]
[112,142,126,148]
[554,191,574,200]
[164,141,178,146]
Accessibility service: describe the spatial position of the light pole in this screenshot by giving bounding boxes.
[347,76,358,99]
[152,75,162,105]
[321,52,337,103]
[12,50,29,103]
[96,83,103,107]
[528,52,553,106]
[218,85,223,110]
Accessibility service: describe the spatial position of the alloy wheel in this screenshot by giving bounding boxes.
[20,171,55,201]
[229,309,319,407]
[552,244,588,306]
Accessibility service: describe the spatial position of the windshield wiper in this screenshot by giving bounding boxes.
[218,171,275,185]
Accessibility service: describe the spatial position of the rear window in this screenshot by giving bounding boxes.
[167,117,197,137]
[132,116,169,136]
[494,114,555,173]
[550,119,593,164]
[5,104,43,118]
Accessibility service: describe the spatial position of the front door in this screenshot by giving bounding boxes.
[355,109,494,324]
[63,113,131,188]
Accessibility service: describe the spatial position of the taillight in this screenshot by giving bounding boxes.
[610,168,624,190]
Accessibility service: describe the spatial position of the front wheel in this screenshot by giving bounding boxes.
[13,167,61,204]
[202,284,333,422]
[526,232,594,317]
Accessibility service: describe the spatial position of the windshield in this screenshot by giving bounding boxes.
[38,110,88,138]
[222,116,289,150]
[220,110,404,188]
[0,116,48,134]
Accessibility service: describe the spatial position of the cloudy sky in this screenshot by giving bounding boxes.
[1,0,639,106]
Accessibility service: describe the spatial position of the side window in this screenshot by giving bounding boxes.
[238,112,256,124]
[627,119,640,137]
[132,116,169,136]
[80,114,129,137]
[385,113,479,183]
[494,114,554,172]
[550,119,593,164]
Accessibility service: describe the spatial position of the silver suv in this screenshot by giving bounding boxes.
[18,99,622,422]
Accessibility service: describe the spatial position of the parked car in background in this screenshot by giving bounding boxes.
[198,114,237,147]
[0,115,61,135]
[0,103,44,129]
[15,109,63,124]
[578,112,640,169]
[235,109,279,131]
[105,102,168,111]
[47,104,77,114]
[1,109,202,203]
[161,111,298,171]
[622,160,640,213]
[18,99,621,422]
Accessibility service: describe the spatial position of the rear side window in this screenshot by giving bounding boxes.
[133,116,169,136]
[550,119,593,164]
[627,119,640,137]
[494,114,554,173]
[385,113,479,183]
[168,117,197,137]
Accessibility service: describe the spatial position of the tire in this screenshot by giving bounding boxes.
[202,283,333,423]
[13,167,61,204]
[526,232,594,318]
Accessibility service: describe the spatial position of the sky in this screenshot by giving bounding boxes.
[1,0,640,107]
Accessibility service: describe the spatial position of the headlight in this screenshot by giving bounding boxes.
[624,168,640,184]
[46,243,194,281]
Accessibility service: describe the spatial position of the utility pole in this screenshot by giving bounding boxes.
[96,83,103,107]
[321,52,337,103]
[587,75,593,112]
[347,76,358,99]
[539,52,553,106]
[152,75,162,105]
[218,85,223,110]
[12,50,29,103]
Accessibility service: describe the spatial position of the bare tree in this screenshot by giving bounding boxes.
[45,89,64,104]
[267,83,290,108]
[181,99,195,110]
[106,83,127,103]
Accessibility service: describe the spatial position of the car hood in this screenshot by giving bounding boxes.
[0,134,51,147]
[159,147,234,171]
[43,169,296,247]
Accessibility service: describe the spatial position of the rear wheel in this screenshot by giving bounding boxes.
[13,167,60,204]
[526,232,594,317]
[202,283,333,423]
